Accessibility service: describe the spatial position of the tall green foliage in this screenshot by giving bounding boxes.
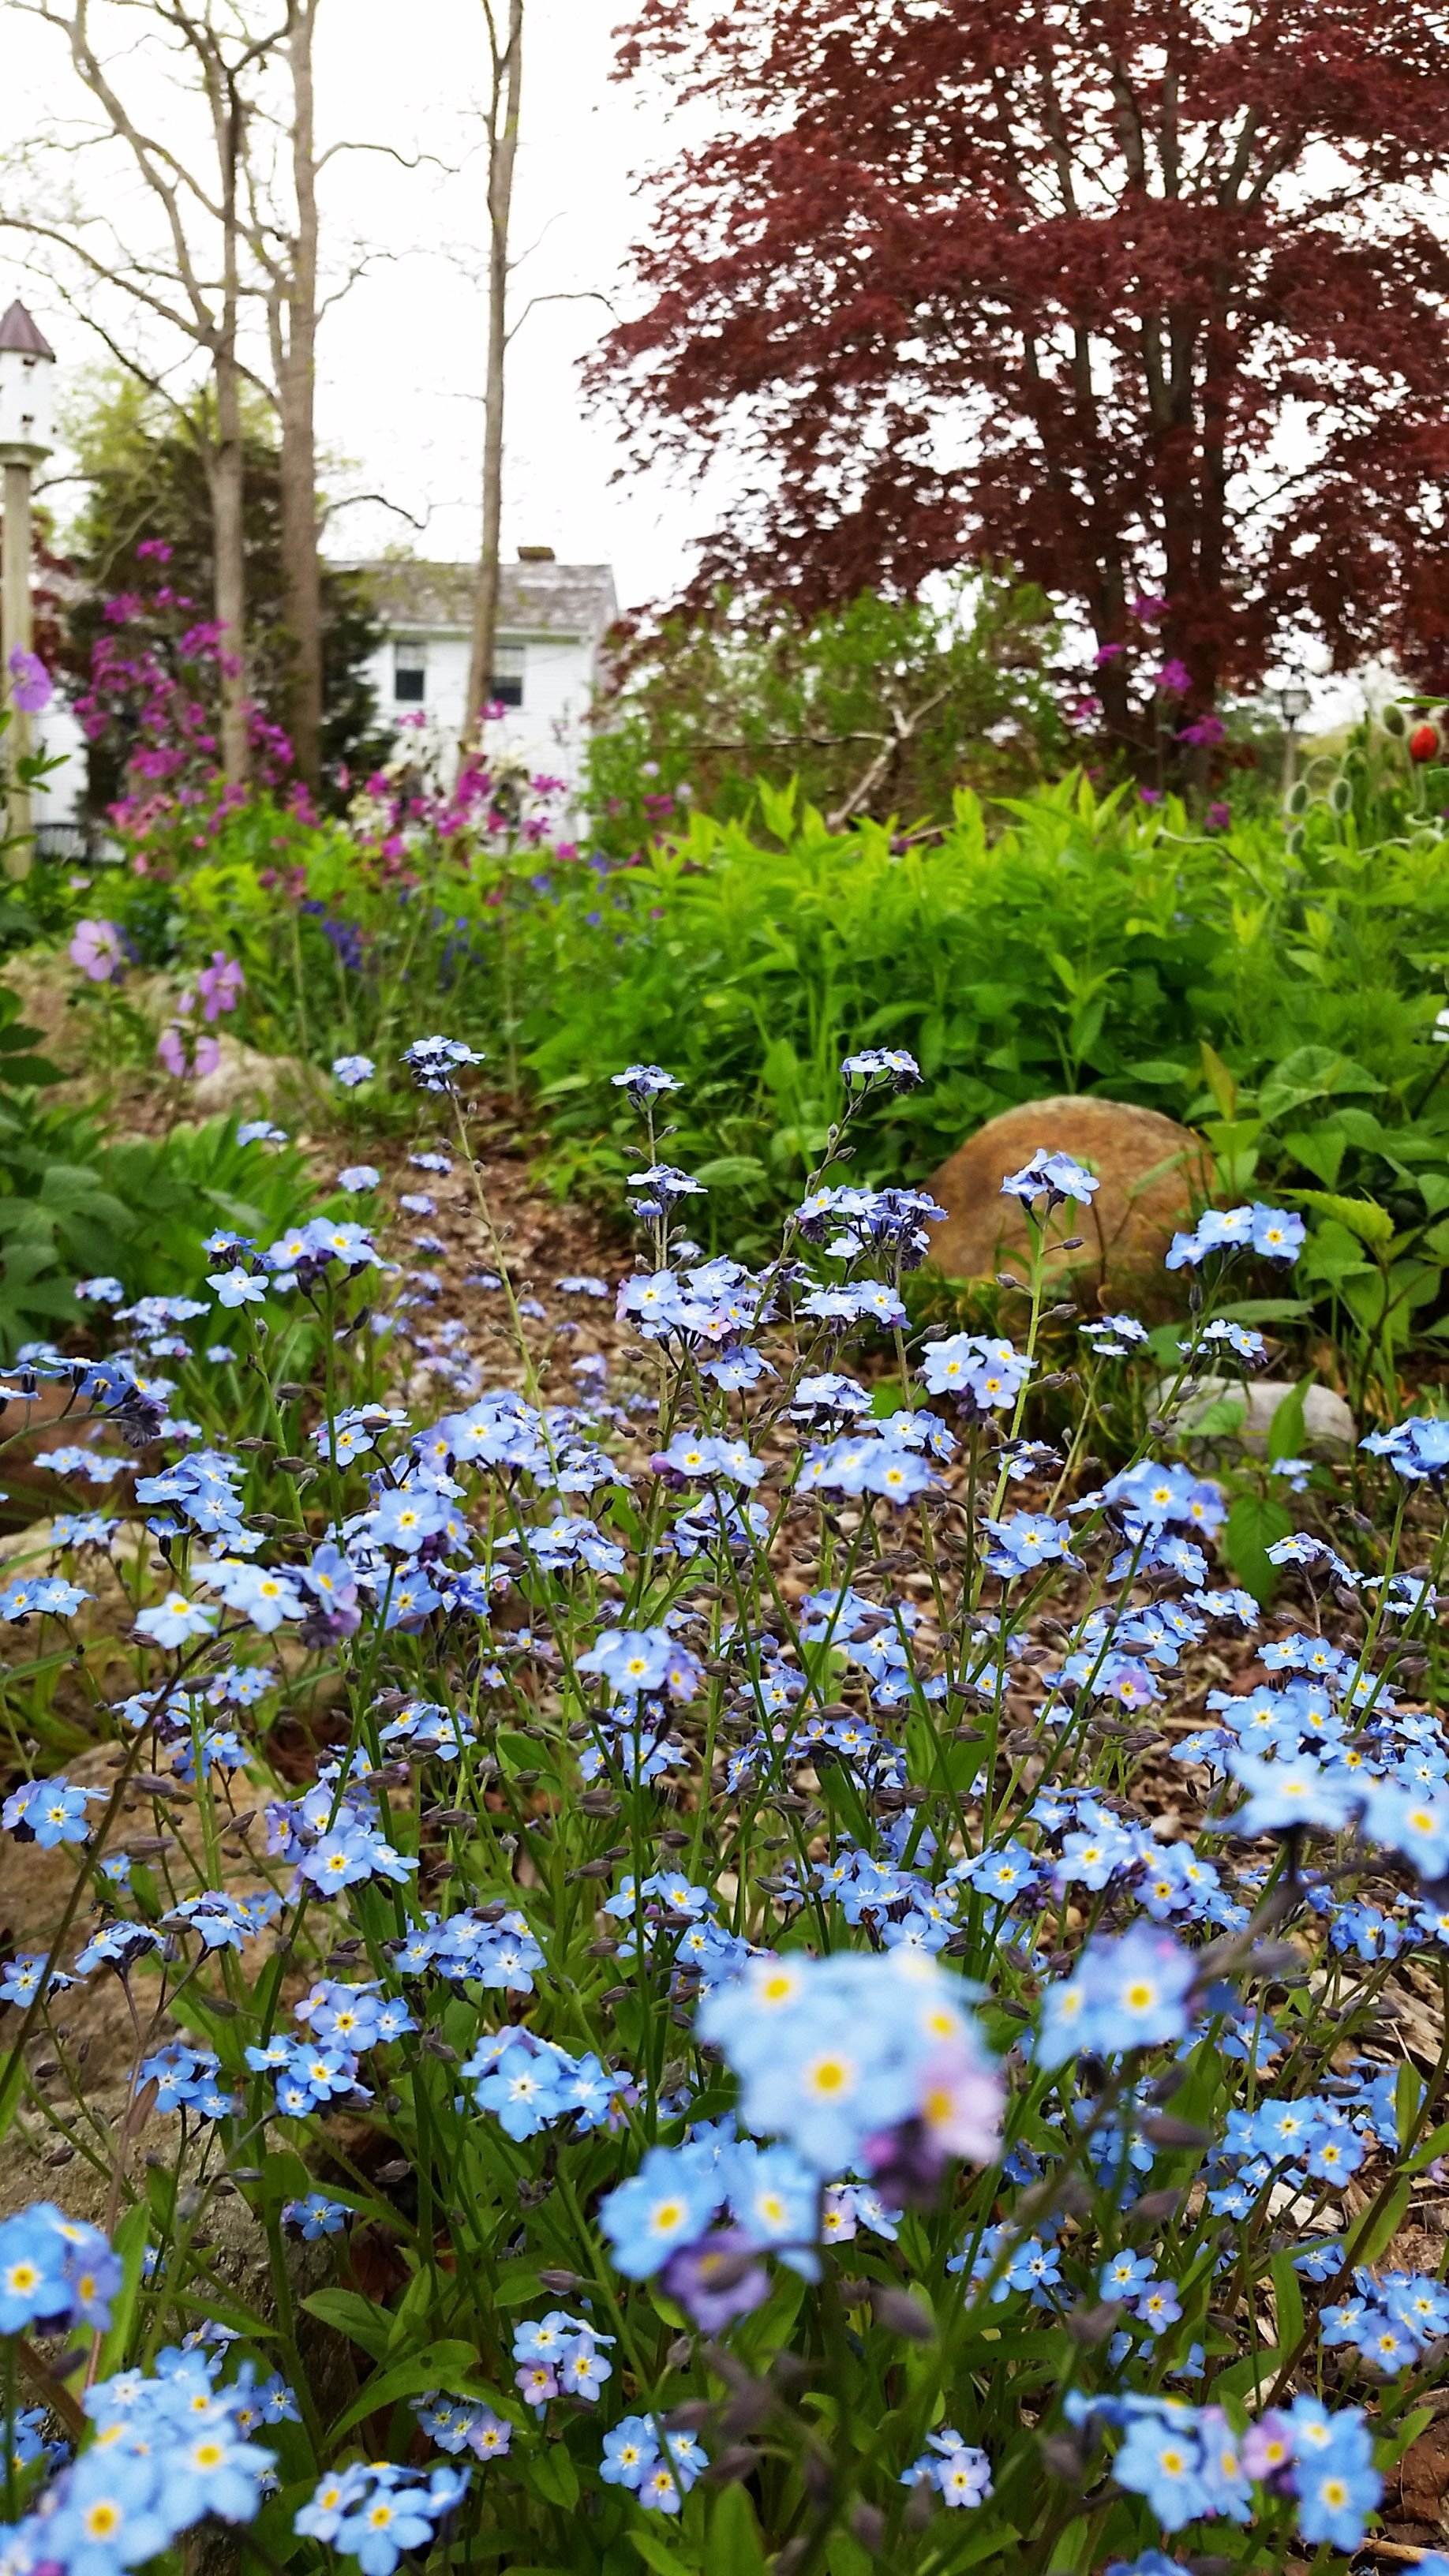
[586,575,1071,852]
[505,777,1449,1261]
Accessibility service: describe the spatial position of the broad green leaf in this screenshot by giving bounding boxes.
[1222,1491,1294,1604]
[1356,2178,1411,2267]
[630,2533,695,2576]
[1266,1374,1313,1464]
[1292,1189,1395,1247]
[691,1155,768,1189]
[299,2286,394,2362]
[1198,1039,1238,1122]
[709,2483,767,2576]
[328,2342,493,2441]
[527,2441,580,2510]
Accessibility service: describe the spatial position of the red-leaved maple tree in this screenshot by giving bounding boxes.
[595,0,1449,739]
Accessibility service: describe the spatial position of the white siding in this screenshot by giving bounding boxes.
[362,627,601,800]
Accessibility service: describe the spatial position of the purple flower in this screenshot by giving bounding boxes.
[69,918,126,984]
[1155,658,1193,695]
[159,1024,220,1080]
[661,2229,769,2328]
[196,950,245,1021]
[1204,800,1232,832]
[1178,713,1226,748]
[8,648,51,713]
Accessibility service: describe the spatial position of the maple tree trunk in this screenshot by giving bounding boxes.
[277,0,324,789]
[464,0,524,747]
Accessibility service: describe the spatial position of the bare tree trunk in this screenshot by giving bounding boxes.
[463,0,523,747]
[274,0,323,788]
[212,52,249,787]
[2,3,304,792]
[211,343,249,783]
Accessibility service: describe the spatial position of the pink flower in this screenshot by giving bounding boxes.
[69,918,125,983]
[1131,591,1167,622]
[196,950,245,1022]
[1155,657,1193,695]
[1178,713,1226,749]
[1092,641,1126,666]
[8,649,52,714]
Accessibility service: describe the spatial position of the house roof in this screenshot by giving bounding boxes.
[0,300,56,359]
[344,558,618,641]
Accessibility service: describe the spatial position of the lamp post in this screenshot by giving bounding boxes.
[1276,679,1312,799]
[0,299,56,867]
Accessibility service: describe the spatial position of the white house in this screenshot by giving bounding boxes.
[347,552,618,799]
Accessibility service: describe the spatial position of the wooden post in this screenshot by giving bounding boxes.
[2,454,33,867]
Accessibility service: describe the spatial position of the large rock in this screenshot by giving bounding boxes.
[1163,1377,1357,1454]
[927,1096,1209,1305]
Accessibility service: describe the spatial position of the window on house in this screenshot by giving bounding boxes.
[394,643,427,704]
[491,643,525,709]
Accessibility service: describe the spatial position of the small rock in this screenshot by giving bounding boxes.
[1161,1376,1357,1454]
[927,1096,1209,1305]
[185,1033,322,1119]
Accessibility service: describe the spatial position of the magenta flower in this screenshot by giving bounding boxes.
[1155,657,1193,695]
[1131,591,1168,621]
[8,649,51,714]
[69,919,125,984]
[1205,799,1233,832]
[196,950,245,1022]
[1178,713,1226,749]
[1092,641,1126,666]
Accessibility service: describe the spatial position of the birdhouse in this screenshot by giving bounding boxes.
[0,301,56,459]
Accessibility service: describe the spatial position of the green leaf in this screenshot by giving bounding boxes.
[691,1155,768,1190]
[1185,1395,1248,1439]
[1270,2251,1304,2360]
[328,2342,492,2441]
[299,2287,394,2362]
[1222,1491,1294,1604]
[709,2484,767,2576]
[1198,1040,1238,1122]
[1282,1124,1346,1188]
[1266,1374,1313,1465]
[1356,2178,1412,2268]
[631,2533,695,2576]
[1122,1058,1193,1086]
[1258,1046,1383,1123]
[1396,2061,1424,2151]
[94,2200,151,2379]
[528,2441,581,2510]
[1215,1298,1314,1324]
[1292,1189,1395,1247]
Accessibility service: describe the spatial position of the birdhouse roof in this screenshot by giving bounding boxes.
[0,301,55,360]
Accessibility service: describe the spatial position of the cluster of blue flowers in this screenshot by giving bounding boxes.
[1,1035,1446,2576]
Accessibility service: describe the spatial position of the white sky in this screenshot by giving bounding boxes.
[0,0,715,608]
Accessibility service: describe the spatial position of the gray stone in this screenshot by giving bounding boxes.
[1159,1376,1356,1453]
